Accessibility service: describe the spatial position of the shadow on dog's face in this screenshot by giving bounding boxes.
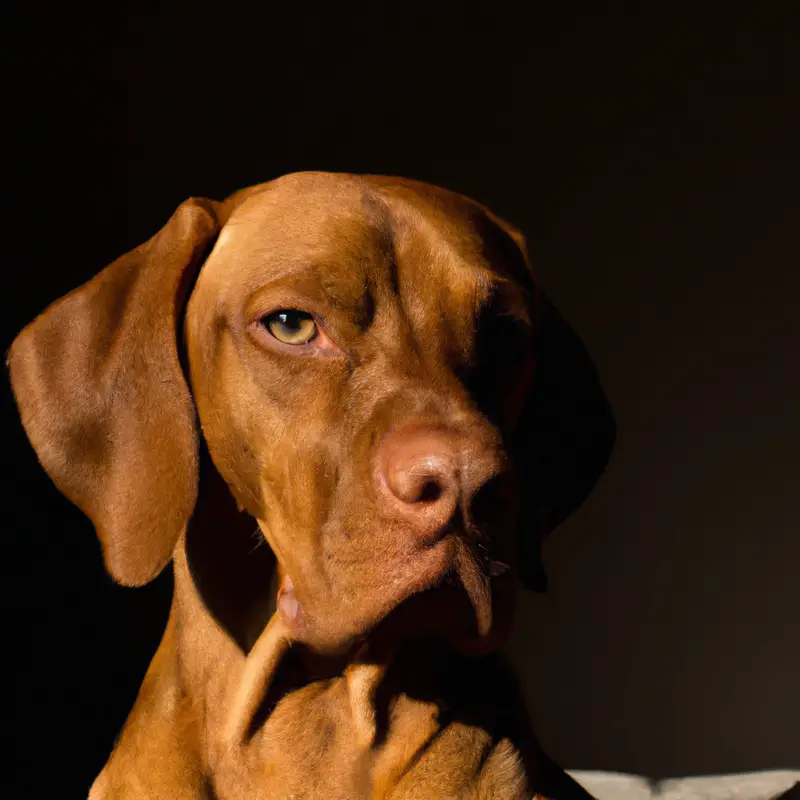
[185,173,536,657]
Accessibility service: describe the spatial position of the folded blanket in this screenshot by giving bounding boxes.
[568,770,800,800]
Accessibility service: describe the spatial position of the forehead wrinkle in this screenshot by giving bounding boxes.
[313,203,395,327]
[358,190,395,244]
[377,190,503,295]
[397,255,496,367]
[355,193,509,366]
[392,210,496,320]
[369,184,534,340]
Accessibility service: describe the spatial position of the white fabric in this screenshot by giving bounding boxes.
[568,770,800,800]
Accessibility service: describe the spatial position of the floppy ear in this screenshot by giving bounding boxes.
[514,290,617,591]
[479,209,616,591]
[8,198,220,586]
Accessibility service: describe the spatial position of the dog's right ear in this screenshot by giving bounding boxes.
[8,199,220,586]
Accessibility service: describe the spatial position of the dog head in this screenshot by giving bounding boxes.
[9,172,614,656]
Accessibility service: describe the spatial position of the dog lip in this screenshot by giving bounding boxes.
[275,529,508,655]
[452,569,515,656]
[289,536,456,653]
[277,574,300,625]
[311,538,511,655]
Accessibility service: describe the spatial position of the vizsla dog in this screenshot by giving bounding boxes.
[9,172,614,799]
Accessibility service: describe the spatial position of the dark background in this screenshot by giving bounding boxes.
[4,3,799,796]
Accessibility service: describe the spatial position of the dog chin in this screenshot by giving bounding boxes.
[282,558,515,659]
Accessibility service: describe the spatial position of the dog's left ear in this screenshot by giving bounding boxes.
[514,289,616,590]
[480,210,617,591]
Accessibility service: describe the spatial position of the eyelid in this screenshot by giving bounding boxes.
[262,308,316,324]
[247,295,331,329]
[244,281,329,323]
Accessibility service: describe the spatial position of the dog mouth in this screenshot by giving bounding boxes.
[274,532,513,656]
[225,527,514,746]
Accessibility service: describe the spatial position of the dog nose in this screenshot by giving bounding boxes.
[377,426,464,540]
[383,429,458,503]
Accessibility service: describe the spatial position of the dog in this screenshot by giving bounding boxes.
[9,172,614,798]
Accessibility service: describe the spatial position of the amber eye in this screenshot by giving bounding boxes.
[263,310,318,345]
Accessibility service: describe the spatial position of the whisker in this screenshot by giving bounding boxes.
[249,526,267,554]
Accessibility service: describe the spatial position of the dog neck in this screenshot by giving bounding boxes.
[160,543,427,794]
[93,526,543,798]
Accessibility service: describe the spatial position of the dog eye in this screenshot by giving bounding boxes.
[262,310,318,345]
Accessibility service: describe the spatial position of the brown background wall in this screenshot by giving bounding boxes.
[4,3,798,794]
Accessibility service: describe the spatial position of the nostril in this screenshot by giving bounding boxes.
[392,466,451,506]
[416,479,444,504]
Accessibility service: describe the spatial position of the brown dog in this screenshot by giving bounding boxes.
[9,173,614,798]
